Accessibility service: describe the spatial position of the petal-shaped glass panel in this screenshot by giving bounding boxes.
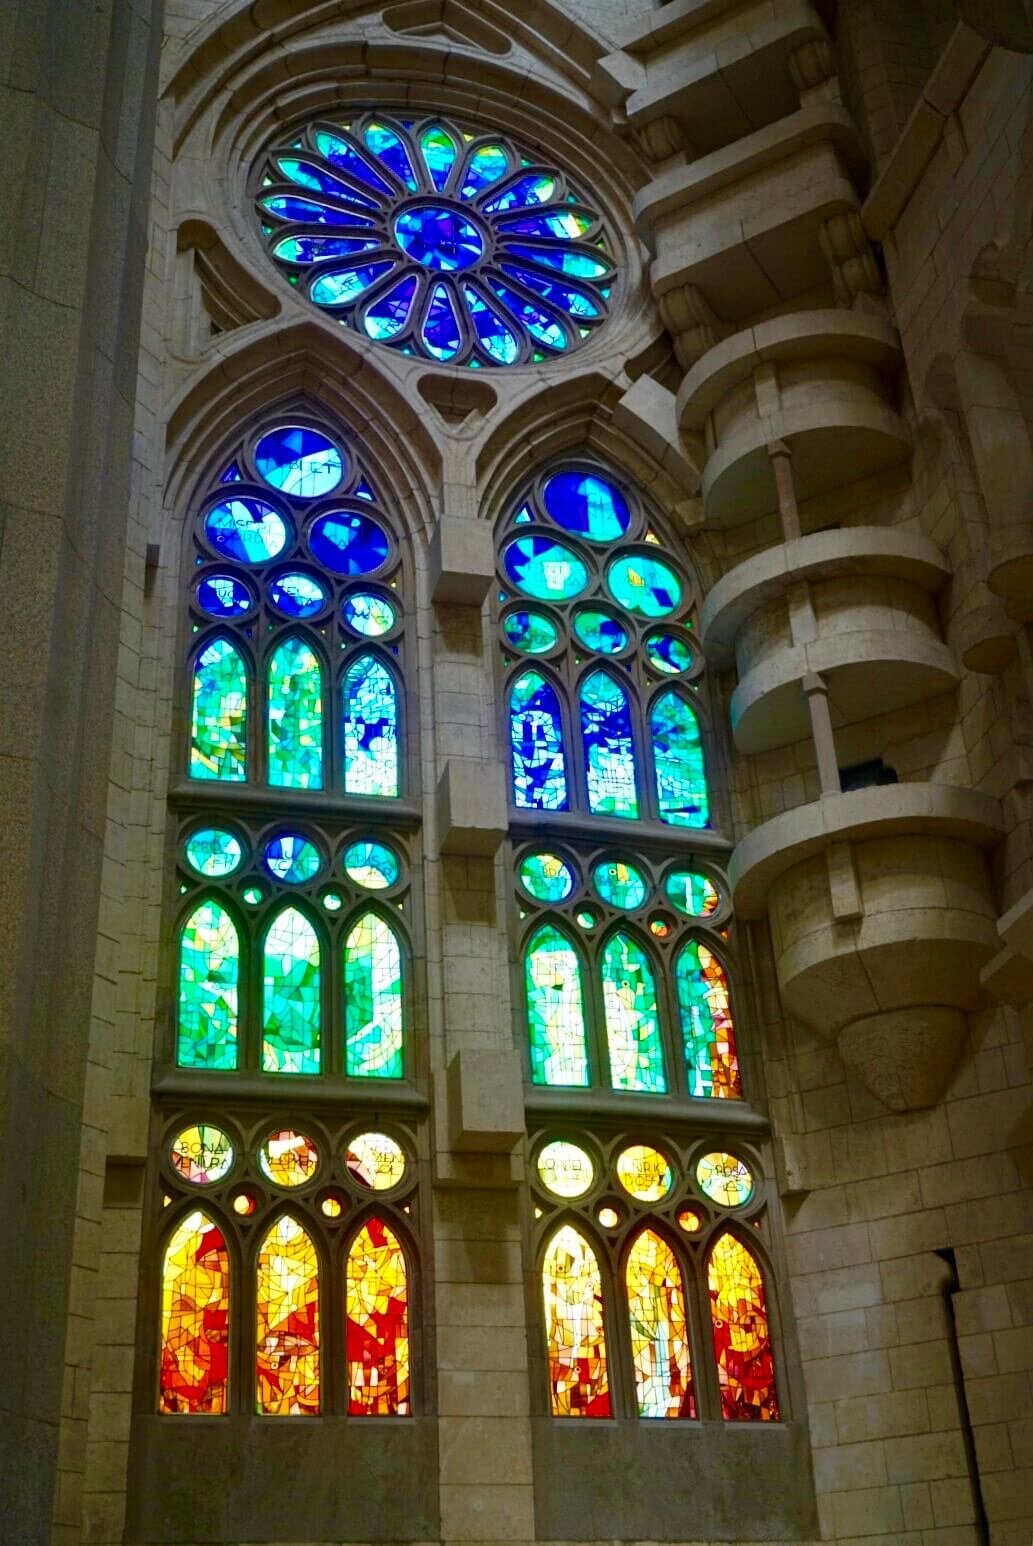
[263,832,322,884]
[524,924,589,1086]
[196,573,254,619]
[606,553,681,618]
[462,285,520,363]
[311,261,396,308]
[544,472,630,541]
[342,655,399,797]
[542,1225,611,1417]
[502,608,558,655]
[676,940,742,1099]
[185,828,243,878]
[255,426,344,499]
[708,1232,779,1421]
[501,242,609,279]
[651,691,709,828]
[267,637,323,789]
[346,1218,410,1414]
[501,263,600,317]
[308,511,390,575]
[572,609,627,655]
[421,126,457,190]
[483,174,558,213]
[272,234,379,265]
[342,840,400,890]
[344,911,404,1077]
[267,572,327,619]
[503,535,588,601]
[276,155,380,208]
[260,194,377,227]
[626,1229,695,1419]
[204,497,288,564]
[363,273,419,340]
[580,670,638,818]
[601,931,666,1093]
[490,282,566,349]
[497,210,593,239]
[510,670,568,810]
[160,1211,230,1413]
[519,851,575,903]
[364,121,419,190]
[421,282,463,361]
[256,1216,320,1415]
[593,859,647,910]
[262,906,321,1074]
[313,130,393,195]
[190,639,247,782]
[460,143,509,198]
[177,901,239,1069]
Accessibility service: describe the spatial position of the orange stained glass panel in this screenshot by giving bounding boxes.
[625,1228,695,1419]
[159,1209,230,1413]
[256,1214,320,1415]
[542,1224,611,1418]
[708,1230,779,1422]
[346,1217,411,1415]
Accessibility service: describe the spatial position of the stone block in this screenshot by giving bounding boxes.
[430,516,494,607]
[436,759,507,858]
[445,1048,524,1155]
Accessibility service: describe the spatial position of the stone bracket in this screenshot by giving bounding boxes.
[436,758,507,857]
[445,1046,524,1154]
[429,515,494,606]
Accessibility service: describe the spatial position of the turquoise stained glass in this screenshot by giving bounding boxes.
[262,906,321,1073]
[510,670,568,811]
[573,609,627,655]
[268,638,323,789]
[254,426,343,499]
[502,609,558,655]
[503,536,588,601]
[263,833,322,884]
[606,554,681,618]
[178,901,239,1069]
[519,852,575,903]
[542,471,630,542]
[676,940,742,1100]
[601,932,666,1093]
[580,671,638,818]
[185,828,243,878]
[344,912,403,1077]
[651,692,709,828]
[666,870,720,917]
[260,112,612,366]
[343,592,396,637]
[204,497,288,564]
[343,655,399,797]
[343,841,400,890]
[593,860,647,910]
[646,632,693,675]
[190,639,247,781]
[525,924,589,1086]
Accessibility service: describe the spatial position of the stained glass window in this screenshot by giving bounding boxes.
[542,1225,611,1417]
[601,932,666,1094]
[344,911,404,1078]
[625,1229,695,1418]
[160,1211,230,1413]
[267,637,323,788]
[708,1232,779,1422]
[652,692,708,828]
[676,941,742,1099]
[258,113,614,367]
[346,1218,410,1414]
[190,638,247,781]
[262,907,321,1074]
[580,671,638,818]
[343,655,399,797]
[177,901,239,1070]
[256,1215,320,1414]
[525,924,590,1087]
[510,671,568,810]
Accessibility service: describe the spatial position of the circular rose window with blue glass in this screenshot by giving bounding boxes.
[256,113,616,368]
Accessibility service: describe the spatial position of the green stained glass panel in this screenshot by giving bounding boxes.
[268,638,323,789]
[592,860,647,910]
[665,870,720,917]
[343,655,399,797]
[502,609,558,655]
[601,932,666,1093]
[177,901,239,1069]
[645,632,693,675]
[344,912,404,1078]
[262,907,321,1073]
[519,851,575,902]
[651,691,709,828]
[606,554,681,618]
[524,924,589,1087]
[185,828,242,878]
[190,638,247,781]
[342,840,400,890]
[676,940,742,1099]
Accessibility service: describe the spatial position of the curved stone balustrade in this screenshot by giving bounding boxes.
[730,784,1005,1111]
[699,528,955,753]
[677,311,910,526]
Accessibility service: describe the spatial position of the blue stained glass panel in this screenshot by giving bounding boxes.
[580,670,638,818]
[607,553,682,618]
[264,833,323,884]
[462,286,519,364]
[260,195,376,227]
[311,262,396,307]
[497,211,593,240]
[645,632,694,674]
[204,497,288,564]
[394,207,482,271]
[651,691,709,828]
[364,122,419,190]
[482,174,558,213]
[197,573,254,618]
[501,242,609,279]
[490,282,566,349]
[275,157,380,210]
[312,131,394,195]
[268,572,327,618]
[460,143,509,198]
[307,511,389,575]
[572,609,627,655]
[272,235,379,265]
[510,670,568,810]
[501,264,599,317]
[342,592,396,637]
[543,472,630,542]
[363,274,418,339]
[421,127,457,190]
[343,655,399,797]
[502,609,558,655]
[255,426,344,499]
[422,283,462,361]
[503,535,588,601]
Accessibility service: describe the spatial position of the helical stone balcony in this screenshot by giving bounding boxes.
[729,785,1005,1111]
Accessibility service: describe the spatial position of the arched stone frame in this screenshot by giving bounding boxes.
[253,1206,325,1415]
[156,1197,238,1416]
[339,1200,422,1417]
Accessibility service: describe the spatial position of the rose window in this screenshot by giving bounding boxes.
[255,113,616,368]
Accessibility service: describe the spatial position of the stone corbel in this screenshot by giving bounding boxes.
[819,210,884,307]
[634,115,692,164]
[656,282,730,372]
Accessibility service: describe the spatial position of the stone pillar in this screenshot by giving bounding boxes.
[0,2,162,1540]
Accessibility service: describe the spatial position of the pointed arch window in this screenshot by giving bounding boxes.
[600,930,666,1094]
[708,1230,779,1422]
[579,670,638,818]
[344,911,404,1078]
[346,1217,411,1414]
[261,905,321,1074]
[190,637,247,781]
[256,1214,321,1415]
[542,1224,611,1417]
[343,654,399,797]
[177,900,239,1071]
[268,636,324,789]
[160,1210,231,1413]
[625,1227,695,1419]
[510,669,568,810]
[524,923,590,1087]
